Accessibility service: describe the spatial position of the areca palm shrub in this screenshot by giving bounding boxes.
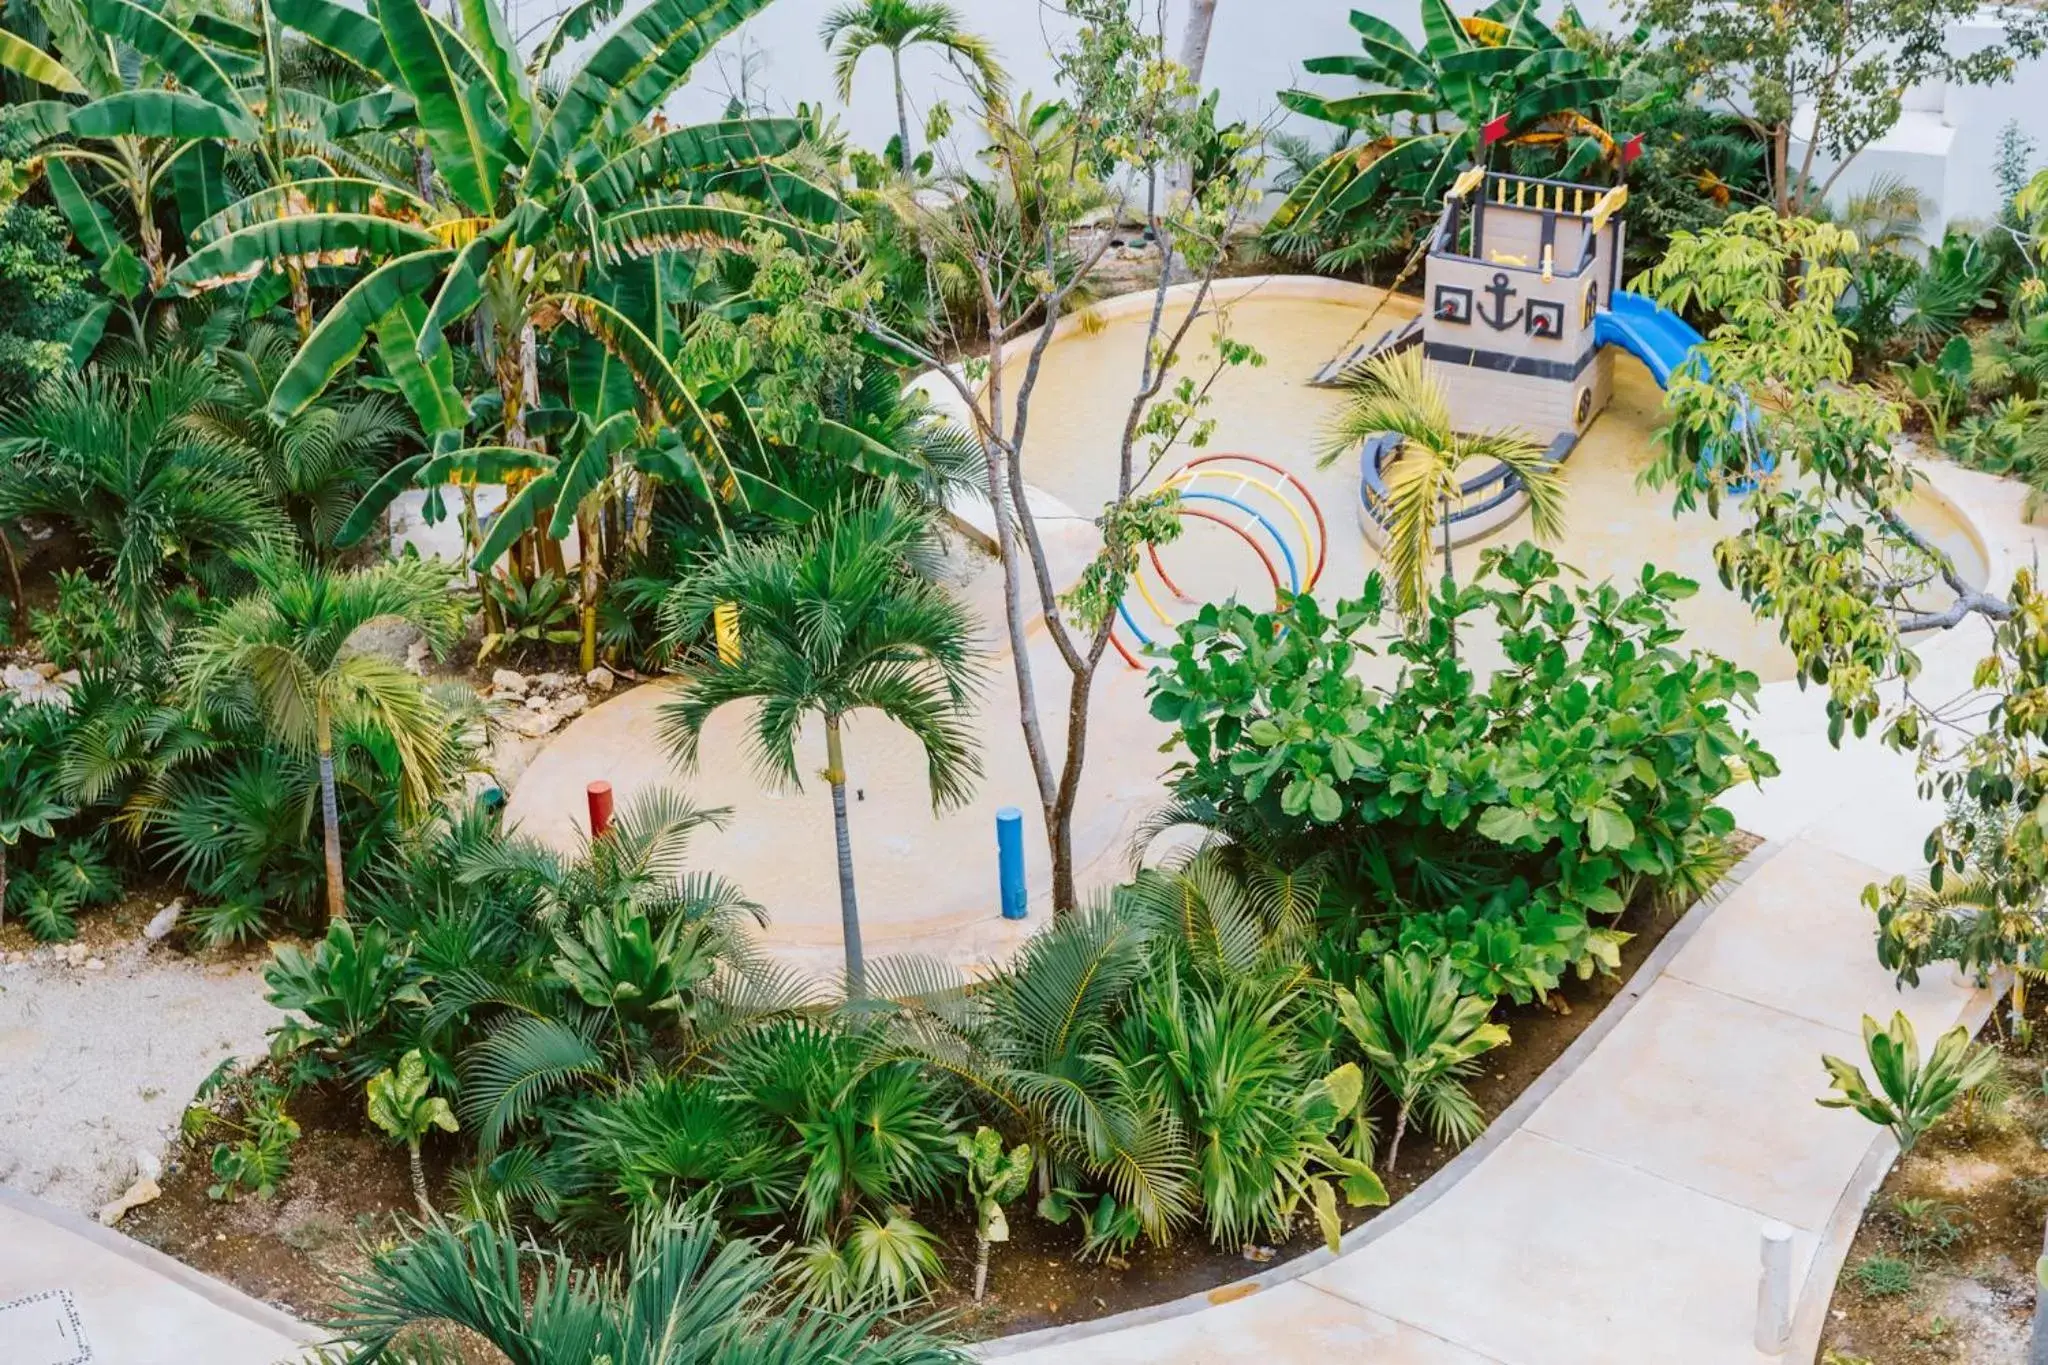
[1318,347,1564,625]
[180,553,465,922]
[821,0,1007,172]
[659,498,984,997]
[328,1206,968,1364]
[0,354,281,630]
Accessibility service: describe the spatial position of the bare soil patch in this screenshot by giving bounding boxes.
[1821,996,2047,1363]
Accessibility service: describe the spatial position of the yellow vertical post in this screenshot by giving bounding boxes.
[714,602,741,665]
[1516,179,1526,206]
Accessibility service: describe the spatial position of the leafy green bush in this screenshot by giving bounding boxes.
[1147,544,1774,999]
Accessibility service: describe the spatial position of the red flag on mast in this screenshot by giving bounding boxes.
[1480,115,1509,147]
[1620,133,1644,165]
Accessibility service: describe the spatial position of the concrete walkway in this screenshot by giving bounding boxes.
[981,460,2035,1364]
[0,1186,317,1365]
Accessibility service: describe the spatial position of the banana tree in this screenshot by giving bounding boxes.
[164,0,841,665]
[1270,0,1619,240]
[9,0,393,343]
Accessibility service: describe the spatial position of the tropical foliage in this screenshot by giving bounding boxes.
[1146,545,1773,1002]
[1269,0,1621,256]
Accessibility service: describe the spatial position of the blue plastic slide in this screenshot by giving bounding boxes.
[1594,290,1773,484]
[1593,290,1708,387]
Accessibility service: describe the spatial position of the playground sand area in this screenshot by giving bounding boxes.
[1000,275,1988,688]
[508,275,1989,978]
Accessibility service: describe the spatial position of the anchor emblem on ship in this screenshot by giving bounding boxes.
[1476,271,1524,332]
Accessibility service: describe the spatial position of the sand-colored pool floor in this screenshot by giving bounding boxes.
[999,276,1987,686]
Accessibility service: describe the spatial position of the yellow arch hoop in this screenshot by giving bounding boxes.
[1163,465,1323,583]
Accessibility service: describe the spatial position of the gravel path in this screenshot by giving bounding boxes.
[0,943,279,1213]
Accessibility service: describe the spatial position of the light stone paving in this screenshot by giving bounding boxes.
[0,1187,317,1364]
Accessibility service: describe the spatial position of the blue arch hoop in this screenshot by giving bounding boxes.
[1114,489,1301,649]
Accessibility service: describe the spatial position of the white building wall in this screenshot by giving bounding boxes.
[1792,12,2048,240]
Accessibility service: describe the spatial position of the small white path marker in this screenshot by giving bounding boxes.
[1755,1220,1795,1354]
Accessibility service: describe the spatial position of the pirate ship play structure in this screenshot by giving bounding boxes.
[1319,164,1724,546]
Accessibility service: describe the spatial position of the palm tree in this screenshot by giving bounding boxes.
[184,325,415,557]
[820,0,1007,172]
[1335,950,1509,1171]
[658,499,983,996]
[1318,348,1565,624]
[0,355,282,629]
[328,1206,967,1364]
[181,553,464,922]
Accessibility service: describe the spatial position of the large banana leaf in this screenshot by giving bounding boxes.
[544,411,639,538]
[0,29,83,94]
[1438,46,1536,79]
[805,417,926,482]
[68,90,257,142]
[529,0,627,78]
[1280,89,1441,123]
[64,299,113,368]
[529,0,771,196]
[272,0,401,84]
[1509,75,1617,126]
[3,100,71,145]
[472,470,560,570]
[334,451,429,549]
[580,117,806,211]
[169,213,440,293]
[378,0,506,215]
[172,138,230,238]
[416,232,501,361]
[549,290,735,487]
[375,296,467,437]
[1336,14,1435,89]
[42,157,126,267]
[601,202,831,261]
[89,0,249,118]
[268,248,457,420]
[191,178,430,245]
[458,0,534,150]
[704,165,844,225]
[188,11,262,55]
[333,438,550,550]
[330,88,414,136]
[419,446,553,485]
[1417,0,1472,59]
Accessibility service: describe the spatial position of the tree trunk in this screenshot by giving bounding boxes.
[316,703,347,923]
[1772,122,1792,218]
[824,716,865,996]
[1386,1102,1411,1173]
[578,506,601,674]
[1178,0,1219,83]
[892,47,913,173]
[407,1138,432,1219]
[0,524,26,639]
[1048,668,1095,916]
[973,1233,991,1302]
